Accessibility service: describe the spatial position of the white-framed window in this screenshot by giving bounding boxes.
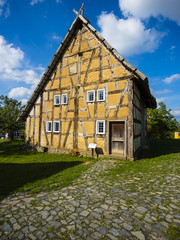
[53,121,60,133]
[54,95,60,105]
[87,90,95,102]
[46,121,52,132]
[62,94,68,105]
[97,89,105,101]
[96,120,105,134]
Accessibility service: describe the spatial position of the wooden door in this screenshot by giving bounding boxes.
[111,122,125,154]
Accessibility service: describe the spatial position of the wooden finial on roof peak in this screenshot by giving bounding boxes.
[73,3,84,16]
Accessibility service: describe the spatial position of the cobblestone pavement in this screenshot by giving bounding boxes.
[0,160,180,240]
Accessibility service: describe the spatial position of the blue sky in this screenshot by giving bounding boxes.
[0,0,180,121]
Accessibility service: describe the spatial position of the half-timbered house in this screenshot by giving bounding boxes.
[18,9,156,160]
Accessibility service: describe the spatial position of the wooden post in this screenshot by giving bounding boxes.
[29,116,31,142]
[38,93,43,146]
[128,78,134,159]
[58,61,62,149]
[51,92,55,147]
[91,148,94,158]
[33,106,36,145]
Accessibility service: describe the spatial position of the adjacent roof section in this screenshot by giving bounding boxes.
[18,10,156,121]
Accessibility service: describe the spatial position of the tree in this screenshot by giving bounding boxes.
[0,95,25,140]
[147,102,180,138]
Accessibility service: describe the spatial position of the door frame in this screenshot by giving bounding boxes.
[108,120,127,156]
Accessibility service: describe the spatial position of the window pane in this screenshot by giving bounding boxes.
[54,95,60,105]
[56,98,59,104]
[98,90,104,101]
[88,92,94,102]
[53,122,60,132]
[55,122,59,132]
[98,122,104,133]
[62,94,67,104]
[48,122,51,131]
[99,91,103,100]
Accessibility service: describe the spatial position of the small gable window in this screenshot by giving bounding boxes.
[96,120,105,134]
[62,94,68,105]
[46,121,52,132]
[54,95,60,105]
[97,89,105,101]
[87,90,95,102]
[53,121,60,133]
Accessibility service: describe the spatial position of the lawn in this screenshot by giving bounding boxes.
[0,139,180,201]
[0,140,96,200]
[106,138,180,179]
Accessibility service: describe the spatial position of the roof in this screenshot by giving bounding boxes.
[18,11,156,121]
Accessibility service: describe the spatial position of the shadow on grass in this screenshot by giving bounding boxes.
[0,161,82,199]
[0,140,38,157]
[139,138,180,159]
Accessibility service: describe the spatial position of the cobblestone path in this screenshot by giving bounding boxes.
[0,160,180,240]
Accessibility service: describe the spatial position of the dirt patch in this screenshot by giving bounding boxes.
[82,161,91,165]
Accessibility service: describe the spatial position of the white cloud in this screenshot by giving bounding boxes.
[0,35,24,72]
[119,0,180,26]
[4,5,10,18]
[163,74,180,84]
[0,0,6,7]
[0,35,44,103]
[154,89,172,95]
[97,12,164,56]
[30,0,44,6]
[8,87,32,99]
[1,69,42,87]
[30,0,61,5]
[51,33,62,42]
[0,35,43,86]
[156,97,165,104]
[170,46,176,50]
[0,0,6,17]
[172,110,180,117]
[20,99,28,105]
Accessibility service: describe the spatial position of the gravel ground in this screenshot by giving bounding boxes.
[0,160,180,240]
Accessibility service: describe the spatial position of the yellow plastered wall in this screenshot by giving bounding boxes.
[113,66,128,77]
[83,121,94,135]
[97,104,105,117]
[87,71,99,83]
[117,107,128,118]
[41,135,46,146]
[47,134,51,146]
[102,69,113,80]
[88,104,95,118]
[97,137,105,149]
[54,107,60,119]
[65,136,73,149]
[52,80,59,89]
[53,134,59,147]
[78,136,86,150]
[109,93,121,106]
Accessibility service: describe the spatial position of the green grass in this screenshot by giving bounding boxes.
[0,140,96,200]
[164,224,180,240]
[1,138,180,200]
[106,138,180,179]
[138,138,180,159]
